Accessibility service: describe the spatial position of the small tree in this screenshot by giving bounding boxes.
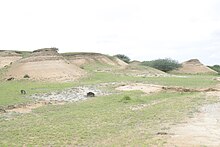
[114,54,130,63]
[142,58,181,72]
[208,65,220,74]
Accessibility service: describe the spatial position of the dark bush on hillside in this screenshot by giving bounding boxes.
[23,74,30,78]
[114,54,130,63]
[208,65,220,74]
[142,58,181,72]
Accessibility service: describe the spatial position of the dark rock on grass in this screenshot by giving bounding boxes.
[87,92,95,97]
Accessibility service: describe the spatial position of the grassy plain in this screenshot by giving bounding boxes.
[0,64,219,146]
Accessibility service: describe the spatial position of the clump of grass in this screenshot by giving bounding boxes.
[120,95,132,103]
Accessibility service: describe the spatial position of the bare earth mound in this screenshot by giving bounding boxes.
[116,83,163,94]
[6,48,85,82]
[174,59,217,74]
[62,52,128,67]
[0,50,22,68]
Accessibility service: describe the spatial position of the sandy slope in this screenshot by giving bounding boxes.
[62,52,128,67]
[6,48,85,82]
[0,56,22,68]
[0,51,22,68]
[174,59,217,74]
[7,60,85,82]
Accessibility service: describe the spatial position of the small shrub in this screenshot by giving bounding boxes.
[120,95,132,103]
[23,74,30,78]
[114,54,131,63]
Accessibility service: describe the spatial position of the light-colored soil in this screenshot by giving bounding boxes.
[62,52,128,67]
[6,102,45,113]
[5,49,86,82]
[1,101,65,120]
[0,56,22,68]
[6,60,85,82]
[174,59,217,74]
[116,83,163,94]
[0,50,22,68]
[168,91,220,147]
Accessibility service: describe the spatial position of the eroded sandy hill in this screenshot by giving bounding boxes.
[6,48,85,82]
[62,52,128,67]
[174,59,217,74]
[0,50,22,68]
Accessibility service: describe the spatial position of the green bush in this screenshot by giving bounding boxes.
[23,74,30,78]
[208,65,220,74]
[114,54,130,63]
[120,95,131,103]
[142,58,181,72]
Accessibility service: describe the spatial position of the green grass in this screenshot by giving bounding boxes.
[14,51,31,58]
[0,91,218,146]
[0,71,218,107]
[142,75,218,88]
[0,80,75,106]
[79,71,218,88]
[0,64,219,146]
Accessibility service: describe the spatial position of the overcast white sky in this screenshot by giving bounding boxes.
[0,0,220,65]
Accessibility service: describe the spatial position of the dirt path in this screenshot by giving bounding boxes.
[168,92,220,147]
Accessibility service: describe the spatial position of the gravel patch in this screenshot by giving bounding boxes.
[31,86,109,102]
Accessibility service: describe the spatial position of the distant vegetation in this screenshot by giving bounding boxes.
[208,65,220,74]
[142,58,181,72]
[114,54,130,63]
